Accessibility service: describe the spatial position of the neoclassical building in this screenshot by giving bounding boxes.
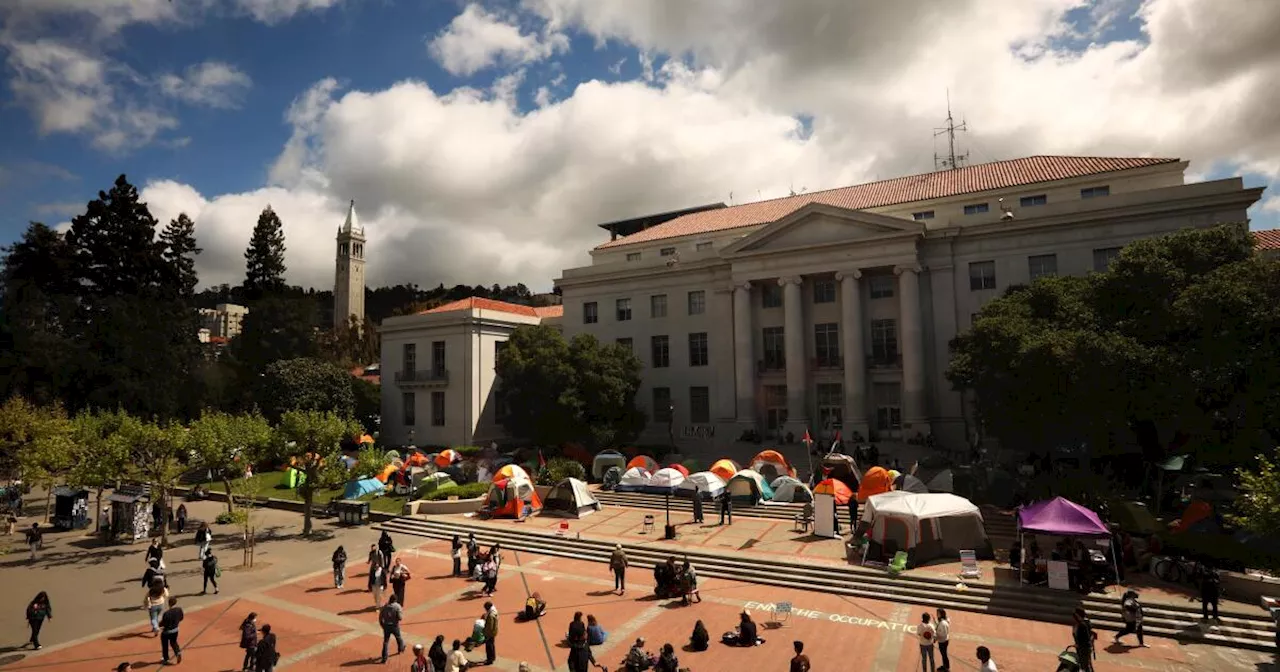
[554,156,1266,450]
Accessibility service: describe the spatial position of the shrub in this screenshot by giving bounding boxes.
[453,445,485,458]
[536,457,587,485]
[215,510,248,526]
[420,482,490,501]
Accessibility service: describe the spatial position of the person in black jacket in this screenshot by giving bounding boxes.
[332,545,348,589]
[159,598,184,665]
[377,531,395,572]
[718,493,732,525]
[1199,564,1221,621]
[255,623,278,672]
[142,558,167,589]
[202,551,220,594]
[689,620,709,651]
[1072,607,1096,672]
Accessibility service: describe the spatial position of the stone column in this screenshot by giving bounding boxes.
[780,276,809,432]
[895,264,929,435]
[732,283,756,424]
[836,270,869,440]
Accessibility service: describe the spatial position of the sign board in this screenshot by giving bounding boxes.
[814,493,837,538]
[1047,560,1070,590]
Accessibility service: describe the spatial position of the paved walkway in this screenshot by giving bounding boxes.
[6,532,1274,671]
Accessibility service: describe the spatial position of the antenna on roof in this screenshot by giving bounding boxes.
[729,191,734,205]
[933,89,969,171]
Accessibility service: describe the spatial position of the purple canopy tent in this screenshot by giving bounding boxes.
[1015,497,1118,588]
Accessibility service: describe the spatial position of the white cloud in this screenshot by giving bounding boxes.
[1261,196,1280,214]
[428,3,569,76]
[231,0,345,25]
[158,61,253,108]
[33,202,86,218]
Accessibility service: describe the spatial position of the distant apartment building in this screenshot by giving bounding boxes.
[198,303,249,340]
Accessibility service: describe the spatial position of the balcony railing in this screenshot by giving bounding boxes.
[866,353,902,369]
[756,358,786,374]
[810,356,843,370]
[395,369,450,385]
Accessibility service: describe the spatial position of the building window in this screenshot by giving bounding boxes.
[874,383,902,431]
[402,392,415,426]
[616,298,632,321]
[660,247,677,257]
[688,332,709,367]
[870,319,898,365]
[814,323,840,367]
[869,275,894,299]
[763,385,787,430]
[626,252,641,262]
[653,387,673,422]
[616,337,633,352]
[402,343,416,374]
[695,241,713,251]
[1028,253,1058,280]
[1080,185,1110,199]
[912,210,935,221]
[650,294,668,318]
[816,383,843,430]
[689,386,710,423]
[964,203,989,215]
[1019,194,1047,207]
[651,335,670,368]
[762,327,785,369]
[431,341,446,373]
[762,284,783,308]
[813,279,836,304]
[430,391,445,427]
[583,301,598,324]
[1092,247,1121,272]
[969,260,997,291]
[687,290,706,315]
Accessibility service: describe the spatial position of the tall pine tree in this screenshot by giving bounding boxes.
[243,206,287,302]
[158,213,205,417]
[0,223,80,405]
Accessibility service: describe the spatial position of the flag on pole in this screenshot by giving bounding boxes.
[802,429,813,445]
[831,430,842,451]
[538,450,547,468]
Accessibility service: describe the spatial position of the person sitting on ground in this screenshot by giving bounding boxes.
[624,637,655,671]
[653,562,671,597]
[689,620,710,651]
[464,616,486,651]
[566,612,586,648]
[722,610,762,647]
[586,614,607,645]
[523,592,546,621]
[654,643,679,672]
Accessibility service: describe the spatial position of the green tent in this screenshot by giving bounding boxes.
[281,468,305,489]
[1111,501,1159,535]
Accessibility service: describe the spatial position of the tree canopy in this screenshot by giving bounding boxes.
[273,410,363,535]
[258,357,357,422]
[243,205,287,302]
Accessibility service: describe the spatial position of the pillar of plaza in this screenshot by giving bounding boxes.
[732,282,756,424]
[895,264,930,437]
[836,270,870,441]
[780,276,809,435]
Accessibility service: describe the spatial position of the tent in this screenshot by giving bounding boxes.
[541,477,600,518]
[813,478,853,505]
[925,469,954,493]
[726,469,774,504]
[626,455,659,473]
[601,466,623,490]
[484,474,542,518]
[645,467,687,495]
[676,471,726,500]
[615,467,652,493]
[751,450,796,482]
[435,449,461,468]
[404,452,430,468]
[770,476,813,503]
[593,450,628,479]
[495,464,532,483]
[1111,501,1159,536]
[1016,497,1117,586]
[374,463,399,483]
[1172,499,1217,534]
[281,467,304,489]
[894,473,929,494]
[709,459,741,482]
[359,434,375,445]
[857,467,893,502]
[344,478,385,499]
[822,453,860,491]
[415,471,454,495]
[666,463,690,477]
[860,492,993,567]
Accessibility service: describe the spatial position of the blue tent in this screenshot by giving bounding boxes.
[343,478,385,500]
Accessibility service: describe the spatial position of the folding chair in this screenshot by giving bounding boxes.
[642,514,655,533]
[959,550,981,579]
[771,601,793,624]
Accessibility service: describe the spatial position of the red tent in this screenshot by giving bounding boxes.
[666,463,690,477]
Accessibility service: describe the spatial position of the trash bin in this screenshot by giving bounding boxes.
[336,499,370,526]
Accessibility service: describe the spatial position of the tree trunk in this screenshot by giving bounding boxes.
[95,487,104,532]
[302,486,314,536]
[44,486,52,523]
[160,487,170,547]
[222,475,236,514]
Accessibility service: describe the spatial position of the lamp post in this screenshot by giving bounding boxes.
[665,404,676,540]
[408,429,415,449]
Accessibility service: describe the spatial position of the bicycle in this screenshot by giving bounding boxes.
[1153,555,1200,584]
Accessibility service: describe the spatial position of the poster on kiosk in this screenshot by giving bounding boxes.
[814,492,837,538]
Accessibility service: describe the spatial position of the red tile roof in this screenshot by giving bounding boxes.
[596,155,1181,249]
[1254,229,1280,250]
[419,296,563,319]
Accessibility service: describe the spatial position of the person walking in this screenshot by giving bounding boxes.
[239,613,259,672]
[332,545,348,589]
[466,533,479,578]
[195,522,212,559]
[371,562,387,610]
[159,597,184,665]
[428,635,448,671]
[1199,564,1221,622]
[142,557,168,589]
[916,612,937,672]
[718,492,732,525]
[255,623,278,672]
[410,643,431,672]
[175,503,187,533]
[378,530,395,572]
[378,595,406,663]
[609,544,628,596]
[144,582,170,636]
[367,543,383,592]
[389,557,412,607]
[691,486,704,523]
[1072,607,1096,672]
[201,550,220,595]
[976,645,998,671]
[25,522,42,561]
[1114,589,1147,647]
[567,640,598,672]
[935,608,951,671]
[790,640,811,672]
[146,538,165,569]
[481,601,499,665]
[25,592,51,650]
[451,534,463,576]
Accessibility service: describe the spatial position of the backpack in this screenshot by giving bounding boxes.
[379,604,399,627]
[26,602,47,621]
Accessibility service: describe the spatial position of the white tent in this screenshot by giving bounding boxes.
[592,450,628,479]
[925,469,954,493]
[859,492,992,567]
[542,478,600,518]
[770,476,813,503]
[726,469,773,503]
[615,467,652,493]
[645,467,686,494]
[675,471,725,500]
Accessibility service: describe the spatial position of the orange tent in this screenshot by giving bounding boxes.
[666,463,690,477]
[359,434,375,445]
[627,455,658,473]
[1173,499,1213,534]
[750,449,796,480]
[485,474,543,518]
[709,459,740,482]
[495,463,532,482]
[374,463,399,483]
[813,478,853,505]
[857,466,893,502]
[404,452,429,468]
[434,449,460,468]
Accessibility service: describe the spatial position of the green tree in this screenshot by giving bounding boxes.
[257,357,356,422]
[273,410,363,535]
[496,325,645,448]
[227,294,320,373]
[159,213,201,298]
[122,417,188,546]
[67,409,132,531]
[15,403,74,522]
[189,410,273,513]
[0,224,80,406]
[352,444,391,480]
[351,376,381,436]
[0,396,46,479]
[1231,448,1280,543]
[243,206,287,302]
[318,316,379,368]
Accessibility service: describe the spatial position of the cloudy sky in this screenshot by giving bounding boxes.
[1,0,1279,292]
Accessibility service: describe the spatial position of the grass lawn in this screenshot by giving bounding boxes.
[206,471,408,515]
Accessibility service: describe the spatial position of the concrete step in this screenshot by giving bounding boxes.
[378,516,1277,653]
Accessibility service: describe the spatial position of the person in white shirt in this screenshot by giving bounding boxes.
[934,608,951,671]
[448,638,470,672]
[916,612,937,672]
[976,645,997,671]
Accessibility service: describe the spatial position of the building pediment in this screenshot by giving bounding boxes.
[720,203,923,256]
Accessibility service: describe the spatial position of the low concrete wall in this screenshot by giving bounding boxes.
[170,485,397,524]
[1223,571,1280,606]
[407,497,486,516]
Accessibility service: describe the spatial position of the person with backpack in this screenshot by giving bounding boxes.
[25,592,51,650]
[378,530,396,572]
[202,550,220,595]
[379,595,406,663]
[1072,607,1096,672]
[240,613,259,672]
[255,623,278,672]
[1200,564,1221,622]
[916,612,937,671]
[24,523,42,562]
[195,522,212,560]
[1114,589,1146,647]
[609,544,628,595]
[332,545,348,589]
[367,543,383,592]
[466,533,479,578]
